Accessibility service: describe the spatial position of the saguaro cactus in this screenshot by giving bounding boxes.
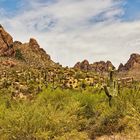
[103,85,112,107]
[103,67,118,107]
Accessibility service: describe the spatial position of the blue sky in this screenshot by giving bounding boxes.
[122,0,140,21]
[0,0,140,67]
[0,0,20,13]
[1,0,140,21]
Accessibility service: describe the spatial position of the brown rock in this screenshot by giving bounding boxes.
[4,48,15,57]
[28,38,51,61]
[29,38,40,49]
[29,38,48,55]
[0,26,13,46]
[0,25,14,56]
[74,62,81,69]
[118,63,124,71]
[2,60,17,67]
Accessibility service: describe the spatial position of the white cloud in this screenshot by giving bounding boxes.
[1,0,140,68]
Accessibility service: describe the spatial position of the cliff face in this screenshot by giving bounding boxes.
[0,25,14,57]
[74,60,115,73]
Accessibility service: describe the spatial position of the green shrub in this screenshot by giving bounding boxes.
[15,49,24,60]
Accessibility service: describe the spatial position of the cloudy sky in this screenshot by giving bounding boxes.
[0,0,140,67]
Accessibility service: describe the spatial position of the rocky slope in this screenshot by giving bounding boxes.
[118,53,140,71]
[13,38,56,69]
[0,25,64,98]
[0,24,57,69]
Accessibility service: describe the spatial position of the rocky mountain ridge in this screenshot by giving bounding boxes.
[73,53,140,79]
[74,60,115,73]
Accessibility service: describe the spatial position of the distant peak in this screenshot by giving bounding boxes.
[118,53,140,72]
[29,38,40,48]
[130,53,140,58]
[74,59,115,72]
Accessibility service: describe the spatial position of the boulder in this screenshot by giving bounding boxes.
[0,25,14,56]
[1,60,17,67]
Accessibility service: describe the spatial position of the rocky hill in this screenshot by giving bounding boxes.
[0,24,58,69]
[118,53,140,80]
[0,25,64,98]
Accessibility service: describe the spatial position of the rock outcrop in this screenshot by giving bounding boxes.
[13,41,22,48]
[28,38,51,60]
[74,60,115,73]
[118,53,140,71]
[91,61,115,72]
[118,63,124,71]
[0,25,57,70]
[0,25,14,56]
[29,38,40,49]
[74,60,91,71]
[1,60,17,67]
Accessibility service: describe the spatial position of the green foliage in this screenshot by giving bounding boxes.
[0,86,139,139]
[15,49,24,60]
[0,89,89,139]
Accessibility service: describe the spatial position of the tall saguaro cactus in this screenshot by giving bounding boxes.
[103,67,118,107]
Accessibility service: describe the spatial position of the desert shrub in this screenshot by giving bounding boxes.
[0,89,89,140]
[89,85,140,138]
[15,49,24,60]
[0,84,140,139]
[93,106,125,137]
